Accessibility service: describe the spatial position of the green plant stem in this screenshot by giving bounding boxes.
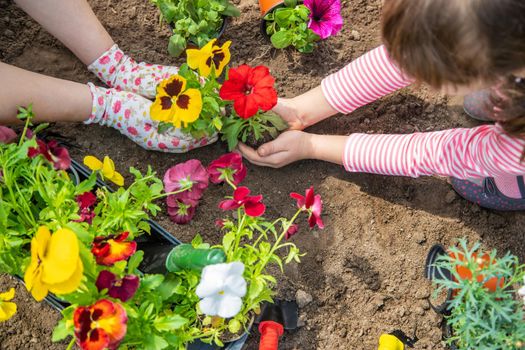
[255,209,302,276]
[224,176,237,190]
[66,338,75,350]
[151,185,193,201]
[18,115,31,147]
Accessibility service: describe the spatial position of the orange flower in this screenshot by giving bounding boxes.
[91,232,137,266]
[74,299,127,350]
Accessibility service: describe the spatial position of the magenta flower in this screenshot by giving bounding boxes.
[290,186,324,229]
[167,196,198,225]
[96,270,139,302]
[28,139,71,170]
[164,159,209,201]
[0,126,17,144]
[75,192,97,224]
[304,0,343,40]
[219,186,266,217]
[207,153,247,186]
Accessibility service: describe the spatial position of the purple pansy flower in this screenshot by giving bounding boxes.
[304,0,343,40]
[96,270,139,302]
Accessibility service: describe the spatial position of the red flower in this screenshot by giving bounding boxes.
[285,224,299,240]
[166,196,198,225]
[219,65,278,119]
[75,192,97,224]
[28,140,71,170]
[96,270,139,302]
[290,186,324,229]
[219,186,266,217]
[207,153,247,186]
[91,232,137,266]
[164,159,209,201]
[74,299,127,350]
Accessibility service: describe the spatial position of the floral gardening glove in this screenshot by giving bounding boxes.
[85,83,217,152]
[87,44,178,99]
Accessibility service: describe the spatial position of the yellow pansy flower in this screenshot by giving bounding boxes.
[150,75,203,128]
[0,288,17,322]
[187,39,232,77]
[24,227,84,302]
[83,155,124,187]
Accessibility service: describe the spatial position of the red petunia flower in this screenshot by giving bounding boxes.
[74,299,127,350]
[219,65,278,119]
[164,159,209,202]
[219,186,266,217]
[95,270,139,302]
[91,232,137,266]
[207,153,247,186]
[75,192,97,224]
[285,224,299,240]
[290,186,324,229]
[28,139,71,170]
[166,196,198,225]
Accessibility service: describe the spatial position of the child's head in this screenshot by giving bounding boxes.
[381,0,525,137]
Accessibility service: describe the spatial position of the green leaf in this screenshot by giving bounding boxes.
[284,0,298,7]
[228,319,241,334]
[52,317,73,342]
[127,250,144,273]
[212,117,223,131]
[156,0,177,22]
[271,30,293,49]
[141,274,165,291]
[154,314,189,332]
[144,334,169,350]
[74,173,97,195]
[222,232,235,252]
[168,34,187,57]
[222,3,240,17]
[157,122,173,134]
[157,273,181,300]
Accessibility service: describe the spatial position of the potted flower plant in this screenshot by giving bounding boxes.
[219,64,288,150]
[150,39,232,147]
[260,0,343,53]
[426,239,525,349]
[151,0,240,57]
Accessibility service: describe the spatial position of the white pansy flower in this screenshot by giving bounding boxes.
[196,262,247,318]
[518,276,525,304]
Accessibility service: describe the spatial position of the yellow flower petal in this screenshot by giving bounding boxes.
[151,97,174,122]
[0,302,17,322]
[35,226,50,259]
[49,259,83,295]
[29,276,49,302]
[213,41,232,77]
[41,228,80,285]
[187,41,213,73]
[109,171,124,187]
[84,156,103,171]
[101,156,116,179]
[174,88,203,128]
[0,288,15,302]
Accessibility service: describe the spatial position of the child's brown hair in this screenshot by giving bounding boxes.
[381,0,525,141]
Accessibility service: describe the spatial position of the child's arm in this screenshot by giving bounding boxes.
[240,125,525,179]
[280,45,414,129]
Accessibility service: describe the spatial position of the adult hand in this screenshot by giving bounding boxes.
[273,98,308,130]
[238,130,312,168]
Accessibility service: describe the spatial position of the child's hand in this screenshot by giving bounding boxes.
[238,130,312,168]
[85,83,216,153]
[273,98,308,130]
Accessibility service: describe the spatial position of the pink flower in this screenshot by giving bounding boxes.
[285,224,299,240]
[304,0,343,40]
[0,126,17,144]
[96,270,139,302]
[219,186,266,217]
[28,140,71,170]
[167,197,197,224]
[207,153,247,186]
[164,159,209,201]
[290,186,324,229]
[75,192,97,224]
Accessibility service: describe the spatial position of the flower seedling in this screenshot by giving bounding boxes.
[263,0,342,53]
[220,64,288,150]
[152,0,240,57]
[432,239,525,349]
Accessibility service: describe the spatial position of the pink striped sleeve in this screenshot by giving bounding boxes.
[321,45,414,114]
[342,124,525,179]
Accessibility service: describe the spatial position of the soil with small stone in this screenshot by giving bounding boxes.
[2,0,525,349]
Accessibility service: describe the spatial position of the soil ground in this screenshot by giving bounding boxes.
[2,0,525,349]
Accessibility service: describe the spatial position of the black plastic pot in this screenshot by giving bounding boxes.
[34,159,247,350]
